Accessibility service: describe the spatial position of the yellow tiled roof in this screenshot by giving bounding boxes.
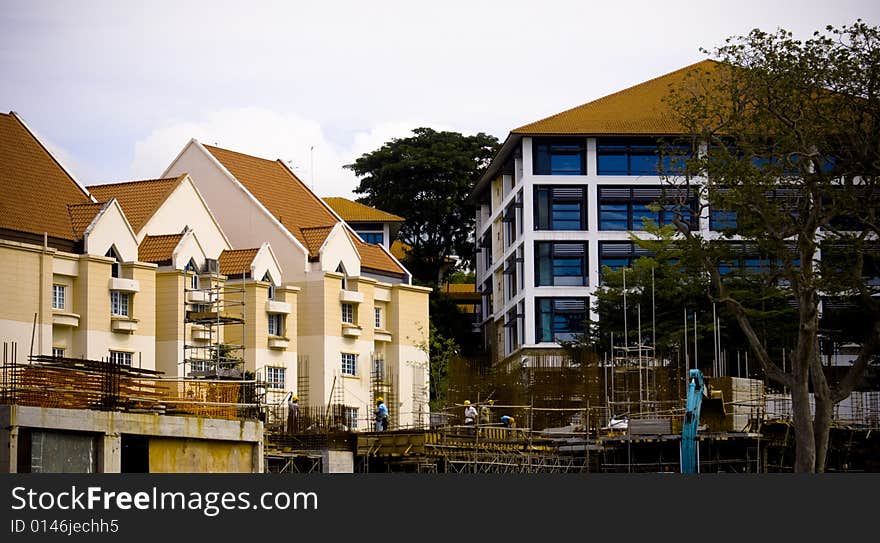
[513,60,719,135]
[323,197,405,223]
[88,175,185,233]
[219,248,259,277]
[67,202,106,240]
[139,233,184,264]
[0,112,93,241]
[205,145,405,276]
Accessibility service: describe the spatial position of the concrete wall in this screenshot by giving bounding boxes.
[149,438,255,473]
[0,405,263,473]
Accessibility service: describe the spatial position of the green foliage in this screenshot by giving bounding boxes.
[660,21,880,471]
[345,127,499,285]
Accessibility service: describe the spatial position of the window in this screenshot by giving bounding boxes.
[342,303,354,324]
[110,351,132,366]
[266,367,286,389]
[105,247,122,278]
[110,291,129,317]
[358,232,384,244]
[535,298,589,343]
[52,284,66,310]
[268,313,284,336]
[190,359,210,374]
[262,272,275,300]
[505,305,522,353]
[52,347,64,358]
[372,358,386,381]
[336,263,348,290]
[534,186,587,230]
[341,353,358,376]
[598,186,696,231]
[535,242,588,286]
[504,253,522,299]
[344,407,359,430]
[599,242,654,277]
[374,307,382,329]
[597,138,690,176]
[479,232,492,270]
[533,138,586,175]
[185,260,199,290]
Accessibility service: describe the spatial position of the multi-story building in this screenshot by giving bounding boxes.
[0,112,263,473]
[323,197,404,250]
[0,111,157,368]
[163,141,431,430]
[471,61,713,362]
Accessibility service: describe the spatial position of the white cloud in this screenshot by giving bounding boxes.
[131,108,455,199]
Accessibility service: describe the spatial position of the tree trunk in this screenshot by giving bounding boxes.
[812,394,833,473]
[790,380,816,473]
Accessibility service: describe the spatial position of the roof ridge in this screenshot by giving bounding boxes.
[86,175,183,190]
[512,59,718,133]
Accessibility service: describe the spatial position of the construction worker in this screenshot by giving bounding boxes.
[479,399,494,426]
[287,393,300,435]
[375,396,389,431]
[501,415,515,428]
[463,400,477,436]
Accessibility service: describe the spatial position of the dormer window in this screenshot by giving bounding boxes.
[185,259,199,290]
[263,272,275,300]
[336,263,348,290]
[105,247,122,278]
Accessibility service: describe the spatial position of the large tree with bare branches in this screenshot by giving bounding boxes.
[660,21,880,472]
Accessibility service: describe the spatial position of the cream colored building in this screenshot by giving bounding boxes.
[163,140,431,430]
[0,112,156,368]
[88,175,298,395]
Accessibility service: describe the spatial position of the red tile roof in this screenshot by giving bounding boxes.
[0,112,93,241]
[87,175,186,233]
[219,248,259,277]
[139,233,184,264]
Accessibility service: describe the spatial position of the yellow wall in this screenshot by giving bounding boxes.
[0,240,53,357]
[148,437,254,473]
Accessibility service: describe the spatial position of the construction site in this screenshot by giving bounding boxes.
[3,264,879,473]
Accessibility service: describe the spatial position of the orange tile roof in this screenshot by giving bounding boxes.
[513,60,719,135]
[139,233,184,264]
[219,248,259,277]
[203,145,337,255]
[346,230,406,277]
[300,226,334,257]
[205,145,405,276]
[0,112,93,241]
[87,175,185,233]
[67,202,106,240]
[323,197,405,223]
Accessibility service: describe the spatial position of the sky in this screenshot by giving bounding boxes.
[1,0,878,199]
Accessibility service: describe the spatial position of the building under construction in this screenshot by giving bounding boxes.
[261,343,880,473]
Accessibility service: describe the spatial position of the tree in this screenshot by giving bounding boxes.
[345,127,499,285]
[662,21,880,472]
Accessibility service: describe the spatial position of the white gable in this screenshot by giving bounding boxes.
[83,199,139,261]
[319,223,361,277]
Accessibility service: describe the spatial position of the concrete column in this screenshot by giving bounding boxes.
[253,438,264,473]
[321,450,354,473]
[99,433,121,473]
[0,426,19,473]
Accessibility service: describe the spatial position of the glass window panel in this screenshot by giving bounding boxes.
[597,153,627,175]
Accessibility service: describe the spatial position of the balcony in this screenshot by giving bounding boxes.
[108,277,139,293]
[191,325,212,341]
[186,290,213,303]
[111,317,138,333]
[265,300,292,314]
[339,290,364,303]
[52,311,80,327]
[268,337,290,350]
[374,329,393,343]
[342,323,362,338]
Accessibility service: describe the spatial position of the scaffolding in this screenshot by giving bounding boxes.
[182,267,246,380]
[370,353,396,430]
